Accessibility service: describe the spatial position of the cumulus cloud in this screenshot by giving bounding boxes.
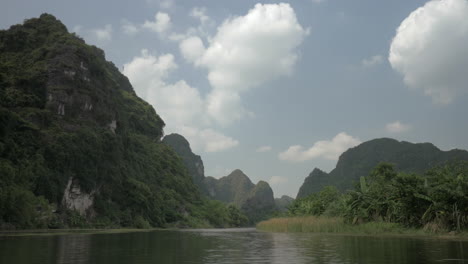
[123,50,238,152]
[269,176,287,185]
[91,24,112,42]
[386,121,411,133]
[256,146,273,153]
[190,7,211,24]
[179,36,206,63]
[279,132,361,162]
[194,3,308,125]
[362,55,383,67]
[178,126,239,152]
[143,12,171,34]
[389,0,468,104]
[121,19,139,35]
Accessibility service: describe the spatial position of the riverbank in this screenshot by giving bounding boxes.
[0,228,163,237]
[256,216,468,240]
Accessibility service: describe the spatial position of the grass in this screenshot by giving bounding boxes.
[255,216,460,237]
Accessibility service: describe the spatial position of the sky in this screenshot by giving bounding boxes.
[2,0,468,198]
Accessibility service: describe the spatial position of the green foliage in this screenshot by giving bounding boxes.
[188,199,249,228]
[133,215,151,229]
[288,186,341,216]
[297,138,468,198]
[0,14,227,230]
[288,162,468,233]
[345,162,468,232]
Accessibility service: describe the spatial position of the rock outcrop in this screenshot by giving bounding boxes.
[163,134,207,195]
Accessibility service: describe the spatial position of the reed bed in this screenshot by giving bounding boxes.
[256,216,411,234]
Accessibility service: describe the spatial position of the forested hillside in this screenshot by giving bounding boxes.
[297,138,468,198]
[0,14,237,229]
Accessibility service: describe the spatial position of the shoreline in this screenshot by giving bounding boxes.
[256,216,468,241]
[0,228,165,237]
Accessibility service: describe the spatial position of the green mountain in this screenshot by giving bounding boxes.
[162,134,207,195]
[205,169,255,207]
[162,133,276,223]
[0,14,203,229]
[274,195,294,212]
[205,170,276,223]
[297,138,468,198]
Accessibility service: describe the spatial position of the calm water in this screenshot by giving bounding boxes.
[0,228,467,264]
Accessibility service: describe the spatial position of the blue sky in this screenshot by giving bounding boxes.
[2,0,468,198]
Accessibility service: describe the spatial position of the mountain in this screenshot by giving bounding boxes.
[0,14,201,229]
[205,170,276,223]
[274,195,294,212]
[205,169,255,207]
[241,181,276,223]
[162,134,207,195]
[162,133,276,223]
[297,138,468,198]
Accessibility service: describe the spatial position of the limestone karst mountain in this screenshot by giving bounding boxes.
[297,138,468,198]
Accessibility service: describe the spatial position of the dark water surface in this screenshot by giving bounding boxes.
[1,228,467,264]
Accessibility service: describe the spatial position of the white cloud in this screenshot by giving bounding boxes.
[179,36,206,63]
[362,55,383,67]
[121,19,139,35]
[123,49,238,153]
[389,0,468,104]
[386,121,411,133]
[196,3,308,125]
[256,146,272,152]
[178,126,239,153]
[122,49,176,99]
[91,24,112,42]
[279,132,361,162]
[190,7,211,24]
[143,12,171,34]
[269,176,287,185]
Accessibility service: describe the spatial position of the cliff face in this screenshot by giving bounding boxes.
[0,14,198,228]
[296,138,468,198]
[163,133,207,195]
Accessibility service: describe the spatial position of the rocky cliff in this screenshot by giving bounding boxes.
[163,133,207,195]
[0,14,199,228]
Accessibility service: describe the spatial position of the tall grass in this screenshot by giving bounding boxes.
[256,216,413,234]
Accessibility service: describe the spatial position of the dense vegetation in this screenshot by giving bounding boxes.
[267,162,468,233]
[0,14,246,230]
[297,138,468,198]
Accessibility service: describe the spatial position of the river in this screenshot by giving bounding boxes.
[0,228,467,264]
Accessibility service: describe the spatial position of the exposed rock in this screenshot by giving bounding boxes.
[62,177,95,217]
[108,120,117,133]
[163,133,208,194]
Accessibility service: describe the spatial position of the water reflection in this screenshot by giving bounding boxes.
[0,229,467,264]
